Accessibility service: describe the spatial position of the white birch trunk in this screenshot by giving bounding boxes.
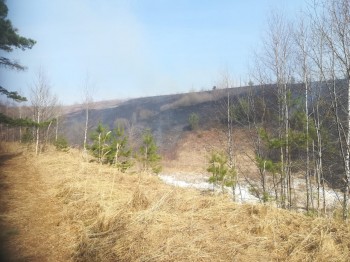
[35,113,40,155]
[344,78,350,220]
[83,105,89,152]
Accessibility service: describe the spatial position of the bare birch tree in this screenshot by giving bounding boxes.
[262,10,293,208]
[81,74,94,154]
[311,0,350,220]
[308,9,330,215]
[294,15,313,211]
[30,69,57,155]
[247,56,277,203]
[54,103,64,142]
[212,71,238,201]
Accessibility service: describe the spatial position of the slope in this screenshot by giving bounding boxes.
[1,143,350,261]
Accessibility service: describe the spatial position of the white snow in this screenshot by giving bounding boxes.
[159,174,212,190]
[159,173,343,208]
[159,174,259,203]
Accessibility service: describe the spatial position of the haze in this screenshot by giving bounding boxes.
[1,0,306,105]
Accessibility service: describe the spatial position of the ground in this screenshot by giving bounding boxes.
[1,143,350,261]
[0,147,73,262]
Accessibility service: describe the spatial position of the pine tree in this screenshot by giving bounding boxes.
[139,129,161,174]
[89,123,111,164]
[0,0,36,128]
[188,112,199,131]
[108,125,132,172]
[207,152,236,196]
[0,0,36,70]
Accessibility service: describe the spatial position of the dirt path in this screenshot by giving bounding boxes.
[0,149,73,262]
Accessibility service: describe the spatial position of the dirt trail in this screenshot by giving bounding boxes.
[0,149,73,262]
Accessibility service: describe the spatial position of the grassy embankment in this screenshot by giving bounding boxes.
[0,143,350,261]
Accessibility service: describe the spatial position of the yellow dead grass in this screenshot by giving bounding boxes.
[163,128,259,179]
[1,142,350,261]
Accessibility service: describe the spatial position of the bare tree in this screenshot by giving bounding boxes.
[294,15,314,211]
[247,57,276,203]
[212,71,238,201]
[308,9,330,215]
[30,69,57,155]
[261,10,293,208]
[54,103,64,142]
[311,0,350,219]
[81,74,94,153]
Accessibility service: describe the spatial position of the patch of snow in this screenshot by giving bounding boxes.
[159,174,212,190]
[235,186,260,203]
[159,173,343,209]
[159,174,259,203]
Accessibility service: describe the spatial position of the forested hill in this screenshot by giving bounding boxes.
[61,85,250,150]
[59,80,334,155]
[61,79,348,191]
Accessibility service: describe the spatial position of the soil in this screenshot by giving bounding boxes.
[0,149,73,262]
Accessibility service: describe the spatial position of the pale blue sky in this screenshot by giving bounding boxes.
[1,0,307,105]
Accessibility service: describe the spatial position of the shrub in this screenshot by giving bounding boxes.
[21,127,34,144]
[88,123,133,171]
[207,152,236,192]
[54,136,69,151]
[108,126,133,172]
[139,129,162,174]
[188,112,199,131]
[88,123,111,164]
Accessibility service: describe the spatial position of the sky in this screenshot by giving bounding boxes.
[1,0,307,105]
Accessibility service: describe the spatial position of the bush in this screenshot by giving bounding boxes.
[88,123,111,164]
[207,152,236,191]
[188,112,199,131]
[88,123,133,171]
[54,136,69,151]
[139,129,162,174]
[21,127,34,144]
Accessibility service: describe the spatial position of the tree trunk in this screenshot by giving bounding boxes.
[83,105,89,151]
[55,116,59,142]
[344,78,350,220]
[304,71,310,212]
[35,113,40,155]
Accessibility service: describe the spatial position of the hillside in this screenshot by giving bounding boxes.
[1,143,350,261]
[62,99,125,114]
[61,86,250,152]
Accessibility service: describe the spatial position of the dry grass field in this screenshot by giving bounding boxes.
[1,142,350,261]
[162,128,259,177]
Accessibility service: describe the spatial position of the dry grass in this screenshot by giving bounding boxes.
[160,92,214,111]
[1,142,350,261]
[163,128,259,178]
